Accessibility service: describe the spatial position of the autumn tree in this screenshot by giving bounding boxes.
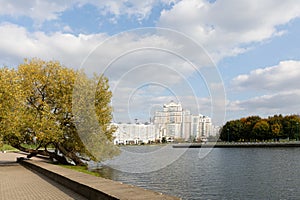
[252,120,270,141]
[241,116,261,141]
[0,68,24,149]
[220,114,300,142]
[282,115,300,140]
[268,115,283,141]
[0,59,119,165]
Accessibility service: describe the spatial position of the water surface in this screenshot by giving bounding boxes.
[96,146,300,199]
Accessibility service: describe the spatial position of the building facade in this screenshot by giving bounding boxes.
[112,101,218,144]
[112,123,155,145]
[153,101,214,142]
[153,101,191,141]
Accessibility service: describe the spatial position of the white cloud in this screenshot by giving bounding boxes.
[0,24,225,124]
[78,0,181,22]
[2,0,300,63]
[0,0,70,24]
[63,25,73,33]
[94,0,156,21]
[158,0,300,61]
[87,31,223,123]
[4,1,300,124]
[0,23,107,67]
[231,60,300,91]
[227,60,300,119]
[228,90,300,117]
[0,0,174,25]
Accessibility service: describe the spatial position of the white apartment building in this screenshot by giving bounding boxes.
[154,101,191,141]
[112,101,217,144]
[192,114,214,140]
[112,123,155,145]
[153,101,214,141]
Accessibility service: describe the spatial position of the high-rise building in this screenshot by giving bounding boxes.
[112,101,218,144]
[153,101,214,141]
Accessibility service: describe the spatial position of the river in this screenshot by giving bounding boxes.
[95,145,300,199]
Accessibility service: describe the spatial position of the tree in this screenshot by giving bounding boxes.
[252,120,270,141]
[268,115,283,140]
[0,59,119,165]
[282,115,300,140]
[242,116,261,141]
[219,114,300,142]
[0,68,25,150]
[270,123,281,141]
[220,120,242,142]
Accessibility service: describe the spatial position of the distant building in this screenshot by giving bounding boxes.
[195,114,213,139]
[153,101,214,141]
[112,101,218,144]
[153,101,191,141]
[112,123,155,145]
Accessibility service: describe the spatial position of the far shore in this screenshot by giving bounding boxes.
[172,141,300,148]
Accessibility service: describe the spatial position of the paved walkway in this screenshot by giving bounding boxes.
[0,152,87,200]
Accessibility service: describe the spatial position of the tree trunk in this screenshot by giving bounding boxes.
[57,143,86,166]
[12,144,70,165]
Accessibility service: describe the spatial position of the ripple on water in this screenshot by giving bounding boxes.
[96,147,300,200]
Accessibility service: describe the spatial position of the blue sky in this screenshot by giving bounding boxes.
[0,0,300,125]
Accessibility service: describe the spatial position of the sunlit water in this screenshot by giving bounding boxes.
[94,145,300,200]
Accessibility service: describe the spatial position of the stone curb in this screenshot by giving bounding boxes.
[20,159,180,200]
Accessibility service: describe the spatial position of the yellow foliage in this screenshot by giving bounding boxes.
[0,58,119,163]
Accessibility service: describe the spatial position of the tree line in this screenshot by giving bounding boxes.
[0,59,119,165]
[219,115,300,142]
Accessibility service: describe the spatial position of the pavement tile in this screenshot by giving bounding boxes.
[0,152,87,200]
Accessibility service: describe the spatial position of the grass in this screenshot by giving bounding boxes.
[20,143,55,150]
[20,143,40,149]
[58,164,100,177]
[0,144,18,152]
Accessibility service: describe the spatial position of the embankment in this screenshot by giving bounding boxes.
[20,157,179,200]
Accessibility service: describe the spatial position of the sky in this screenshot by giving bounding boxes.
[0,0,300,126]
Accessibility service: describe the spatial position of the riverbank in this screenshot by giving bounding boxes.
[173,141,300,148]
[15,153,179,200]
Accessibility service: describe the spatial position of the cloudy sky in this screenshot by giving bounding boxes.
[1,0,300,125]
